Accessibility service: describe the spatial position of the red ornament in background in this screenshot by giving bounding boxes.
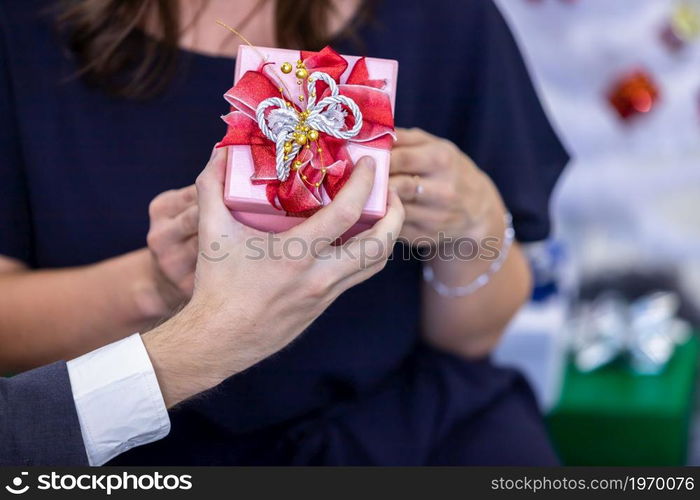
[607,71,660,121]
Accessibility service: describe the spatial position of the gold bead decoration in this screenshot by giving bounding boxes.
[295,134,308,146]
[293,160,302,169]
[314,182,321,188]
[295,68,309,80]
[321,167,327,174]
[298,95,305,101]
[317,147,323,153]
[280,62,293,74]
[302,174,308,181]
[308,129,319,141]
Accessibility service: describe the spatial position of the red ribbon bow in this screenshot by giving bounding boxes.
[219,47,395,216]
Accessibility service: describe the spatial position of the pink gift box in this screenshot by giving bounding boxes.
[223,45,398,234]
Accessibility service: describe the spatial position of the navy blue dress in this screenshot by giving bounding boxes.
[0,0,568,465]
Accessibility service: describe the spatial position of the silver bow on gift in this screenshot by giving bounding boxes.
[255,71,363,182]
[569,291,692,374]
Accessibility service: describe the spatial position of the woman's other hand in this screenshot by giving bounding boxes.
[389,128,500,246]
[145,185,199,314]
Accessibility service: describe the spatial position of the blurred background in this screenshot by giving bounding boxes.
[490,0,700,465]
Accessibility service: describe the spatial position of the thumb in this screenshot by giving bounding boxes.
[195,145,240,234]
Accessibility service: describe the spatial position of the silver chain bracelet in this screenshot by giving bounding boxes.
[422,213,515,298]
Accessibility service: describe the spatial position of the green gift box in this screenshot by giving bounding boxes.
[547,335,698,466]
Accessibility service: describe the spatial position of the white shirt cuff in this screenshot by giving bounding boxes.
[67,333,170,466]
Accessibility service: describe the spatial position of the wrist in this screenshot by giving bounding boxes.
[129,249,172,322]
[440,174,507,256]
[87,249,168,330]
[141,297,252,408]
[141,304,220,408]
[425,211,514,297]
[465,171,506,240]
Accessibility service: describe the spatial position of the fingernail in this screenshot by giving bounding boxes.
[358,156,376,170]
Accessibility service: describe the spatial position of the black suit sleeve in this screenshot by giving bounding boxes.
[0,362,89,465]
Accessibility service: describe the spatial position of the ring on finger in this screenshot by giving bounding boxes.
[413,175,425,200]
